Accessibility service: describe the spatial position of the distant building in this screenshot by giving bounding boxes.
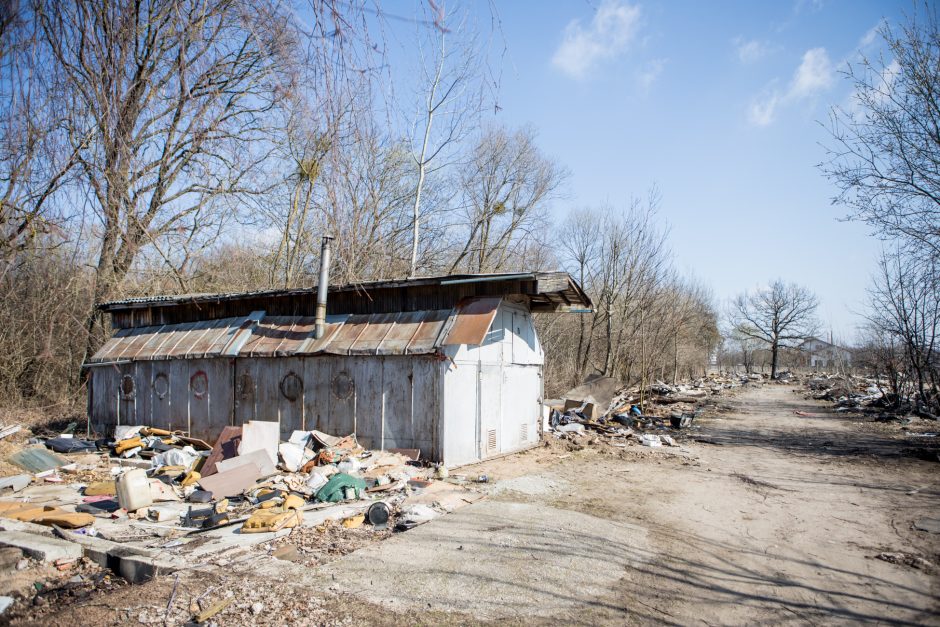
[798,337,853,370]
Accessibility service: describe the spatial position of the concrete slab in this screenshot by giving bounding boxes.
[0,530,83,562]
[315,500,650,620]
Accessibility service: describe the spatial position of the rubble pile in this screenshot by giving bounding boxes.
[548,374,741,450]
[805,374,907,414]
[0,420,484,621]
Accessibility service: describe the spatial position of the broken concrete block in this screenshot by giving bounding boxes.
[0,546,23,570]
[0,530,83,563]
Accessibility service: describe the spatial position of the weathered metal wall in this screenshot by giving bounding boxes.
[89,358,234,442]
[441,302,543,466]
[233,355,440,458]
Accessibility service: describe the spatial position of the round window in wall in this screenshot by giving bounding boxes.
[331,371,354,401]
[236,373,255,401]
[120,374,136,399]
[280,372,303,402]
[152,372,169,400]
[190,371,208,399]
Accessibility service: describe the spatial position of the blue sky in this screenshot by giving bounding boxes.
[450,0,905,342]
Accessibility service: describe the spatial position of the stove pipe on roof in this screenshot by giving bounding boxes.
[314,235,333,339]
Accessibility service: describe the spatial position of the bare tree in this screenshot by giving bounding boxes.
[404,2,484,277]
[0,3,81,274]
[31,0,296,355]
[448,125,566,274]
[866,249,939,412]
[822,8,940,260]
[730,280,819,379]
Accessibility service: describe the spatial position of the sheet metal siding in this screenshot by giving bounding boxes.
[89,358,235,442]
[231,355,441,459]
[440,301,545,466]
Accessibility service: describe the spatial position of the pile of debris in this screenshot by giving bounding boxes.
[546,374,735,450]
[805,373,939,420]
[0,421,483,620]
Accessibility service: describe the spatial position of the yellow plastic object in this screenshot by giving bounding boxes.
[241,508,302,534]
[283,494,304,510]
[142,427,172,437]
[181,471,201,487]
[7,505,57,522]
[33,511,95,528]
[153,465,185,477]
[0,502,25,515]
[84,481,116,496]
[115,436,143,454]
[341,513,364,529]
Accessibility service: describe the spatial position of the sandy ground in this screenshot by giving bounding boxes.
[9,384,940,625]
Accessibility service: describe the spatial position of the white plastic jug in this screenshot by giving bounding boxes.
[116,468,153,512]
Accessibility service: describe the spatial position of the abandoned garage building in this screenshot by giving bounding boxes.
[85,272,592,467]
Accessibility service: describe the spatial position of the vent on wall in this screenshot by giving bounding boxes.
[521,423,528,442]
[487,429,497,451]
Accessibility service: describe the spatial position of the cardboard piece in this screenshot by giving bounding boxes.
[197,462,262,497]
[216,447,276,477]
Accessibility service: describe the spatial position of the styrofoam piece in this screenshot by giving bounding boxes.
[238,421,279,462]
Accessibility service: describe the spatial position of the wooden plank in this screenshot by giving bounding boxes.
[201,425,243,477]
[412,358,439,460]
[303,356,331,433]
[328,357,356,438]
[187,360,211,442]
[204,358,233,441]
[135,361,152,428]
[168,359,190,434]
[350,357,382,449]
[150,362,172,431]
[233,358,256,426]
[277,357,304,440]
[381,357,413,450]
[118,363,137,428]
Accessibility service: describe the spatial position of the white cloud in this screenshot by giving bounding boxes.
[735,38,770,64]
[859,21,883,48]
[748,90,780,126]
[790,47,834,98]
[552,0,642,78]
[748,47,834,126]
[637,58,665,91]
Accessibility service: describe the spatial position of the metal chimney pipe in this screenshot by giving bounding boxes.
[314,235,334,339]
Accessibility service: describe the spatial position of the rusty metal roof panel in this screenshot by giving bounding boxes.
[345,312,399,355]
[87,317,253,363]
[442,297,502,346]
[322,314,373,355]
[241,316,317,357]
[373,310,434,355]
[405,310,451,355]
[88,306,491,364]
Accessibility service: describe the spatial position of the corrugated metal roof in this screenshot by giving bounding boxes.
[97,271,592,312]
[88,309,459,363]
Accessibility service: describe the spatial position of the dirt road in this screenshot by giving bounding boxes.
[320,383,940,625]
[19,384,940,626]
